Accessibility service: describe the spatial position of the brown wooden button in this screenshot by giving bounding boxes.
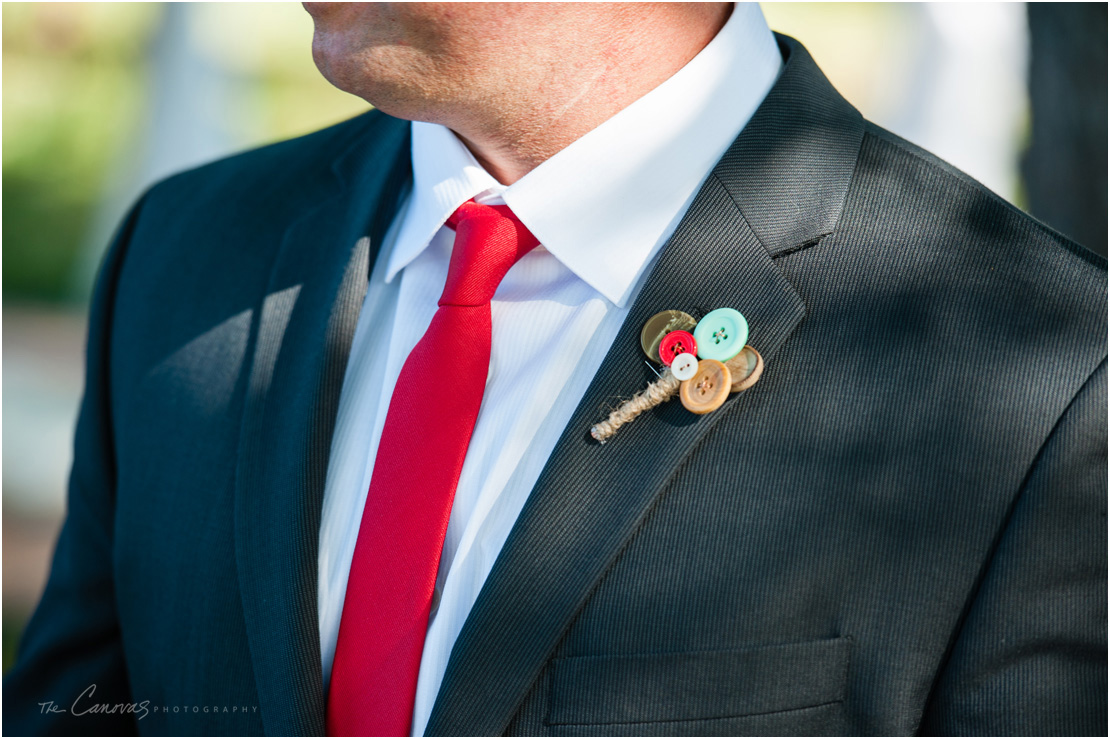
[679,359,731,415]
[724,345,763,393]
[640,310,696,362]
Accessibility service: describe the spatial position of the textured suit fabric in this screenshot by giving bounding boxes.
[4,35,1106,736]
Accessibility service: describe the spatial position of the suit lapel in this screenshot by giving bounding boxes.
[233,113,411,736]
[426,34,865,736]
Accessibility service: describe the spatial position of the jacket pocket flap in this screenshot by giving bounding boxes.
[547,636,850,726]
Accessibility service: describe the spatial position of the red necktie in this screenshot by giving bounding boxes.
[326,201,539,737]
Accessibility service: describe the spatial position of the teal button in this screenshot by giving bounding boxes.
[693,308,748,362]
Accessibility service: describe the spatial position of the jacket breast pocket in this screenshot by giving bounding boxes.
[545,636,850,728]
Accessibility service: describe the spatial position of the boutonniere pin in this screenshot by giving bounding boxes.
[590,308,763,444]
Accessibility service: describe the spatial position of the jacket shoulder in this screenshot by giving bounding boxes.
[843,120,1106,330]
[103,109,411,372]
[828,118,1107,416]
[859,120,1105,273]
[141,108,409,214]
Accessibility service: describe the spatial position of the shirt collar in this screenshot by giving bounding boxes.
[386,2,782,306]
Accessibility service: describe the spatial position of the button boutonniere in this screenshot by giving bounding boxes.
[590,308,763,444]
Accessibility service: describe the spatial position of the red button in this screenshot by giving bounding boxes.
[658,330,697,366]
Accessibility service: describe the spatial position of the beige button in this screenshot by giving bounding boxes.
[724,345,763,393]
[640,310,696,362]
[679,359,731,415]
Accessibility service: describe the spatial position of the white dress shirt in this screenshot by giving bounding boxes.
[317,4,782,735]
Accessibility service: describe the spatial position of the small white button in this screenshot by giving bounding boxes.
[671,353,698,381]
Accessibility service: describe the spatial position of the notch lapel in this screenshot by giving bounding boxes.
[426,34,864,735]
[233,114,411,736]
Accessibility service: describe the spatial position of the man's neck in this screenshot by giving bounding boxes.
[441,4,732,185]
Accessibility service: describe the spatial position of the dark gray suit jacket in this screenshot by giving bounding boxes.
[5,35,1106,736]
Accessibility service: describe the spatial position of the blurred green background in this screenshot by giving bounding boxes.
[3,3,370,304]
[3,3,1106,673]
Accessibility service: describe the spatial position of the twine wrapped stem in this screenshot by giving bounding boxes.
[590,368,681,444]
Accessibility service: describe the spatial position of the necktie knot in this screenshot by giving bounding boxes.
[440,201,539,306]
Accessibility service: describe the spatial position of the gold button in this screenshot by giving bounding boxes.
[724,345,763,393]
[640,310,696,362]
[679,359,731,415]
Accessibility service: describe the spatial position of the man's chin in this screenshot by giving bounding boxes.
[302,2,344,20]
